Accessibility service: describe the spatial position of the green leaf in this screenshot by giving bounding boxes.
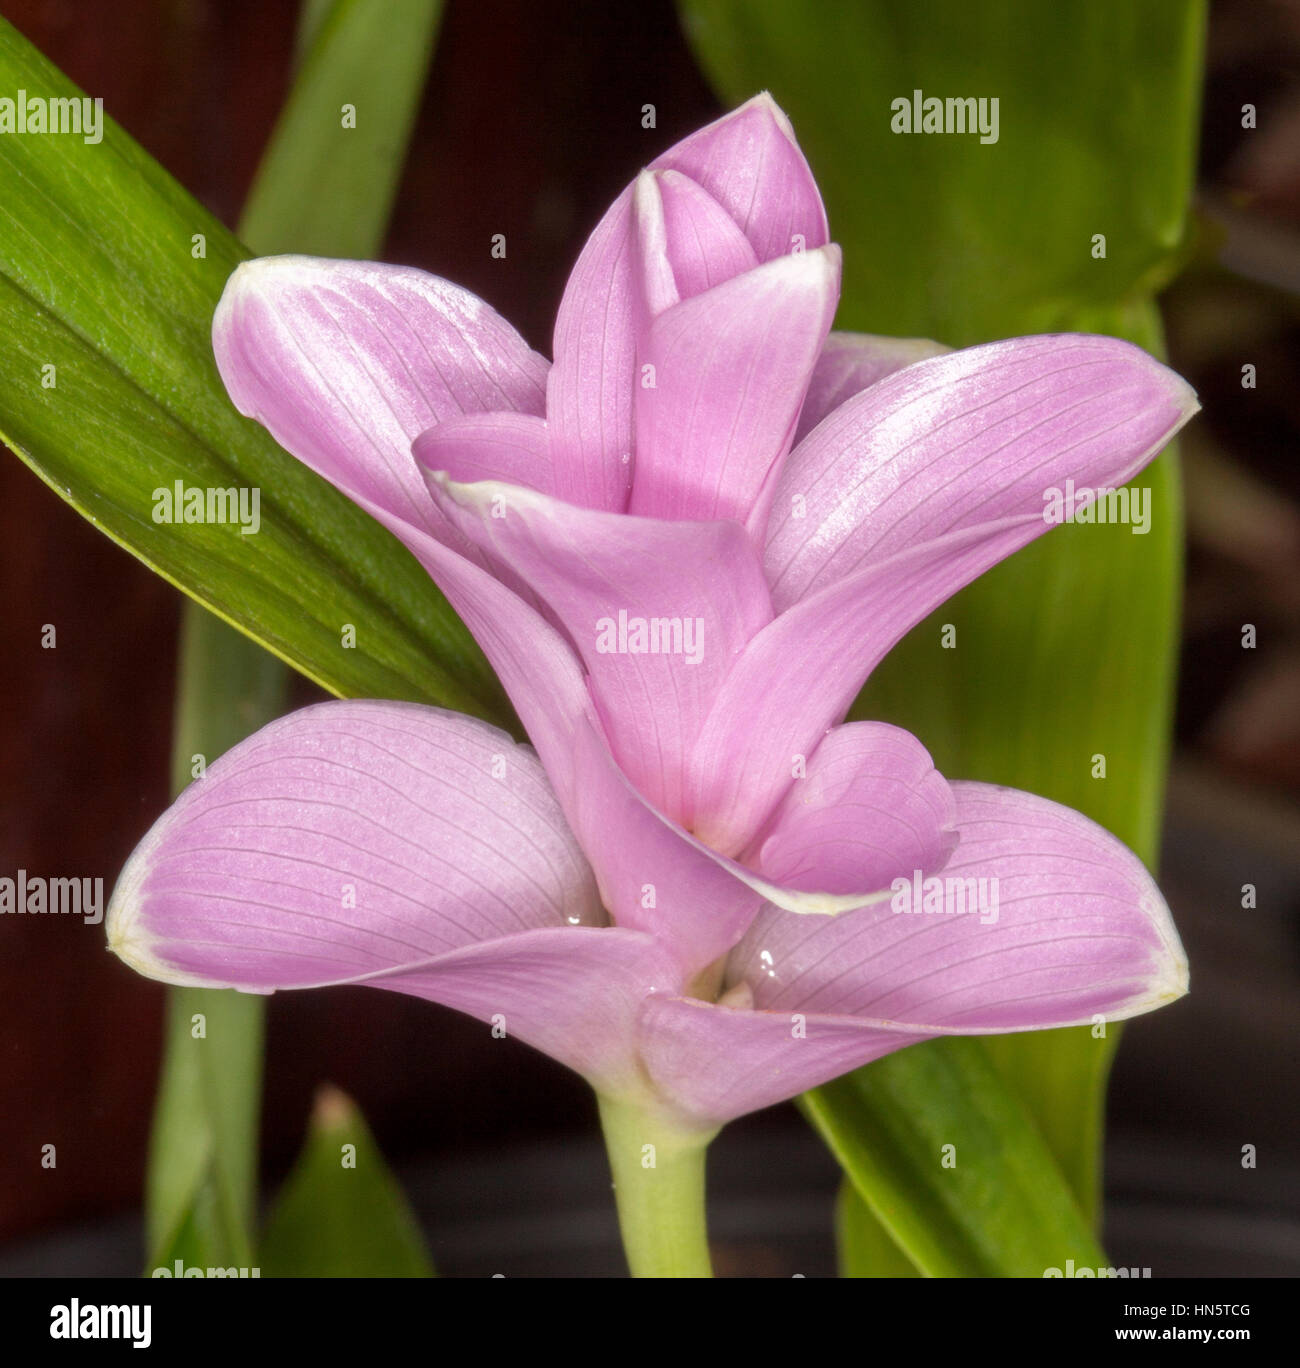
[0,14,509,723]
[680,0,1204,346]
[260,1087,435,1277]
[143,0,447,1276]
[240,0,444,259]
[681,0,1204,1268]
[802,1040,1105,1278]
[836,1184,919,1279]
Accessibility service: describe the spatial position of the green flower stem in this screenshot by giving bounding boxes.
[597,1093,717,1278]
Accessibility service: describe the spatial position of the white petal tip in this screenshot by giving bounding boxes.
[747,90,797,140]
[105,822,224,991]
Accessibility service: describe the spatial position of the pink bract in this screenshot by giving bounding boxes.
[108,95,1194,1129]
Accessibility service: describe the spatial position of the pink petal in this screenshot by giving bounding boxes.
[693,528,1022,851]
[109,700,599,980]
[412,412,555,494]
[425,475,774,826]
[212,256,549,539]
[368,926,678,1095]
[213,259,603,864]
[653,92,830,263]
[346,487,823,955]
[568,714,762,974]
[633,168,759,317]
[766,333,1198,612]
[106,699,676,1093]
[734,780,1186,1026]
[296,496,894,965]
[545,94,827,515]
[545,184,642,513]
[567,715,929,975]
[412,414,568,618]
[752,722,957,894]
[793,331,950,446]
[639,996,930,1126]
[642,782,1187,1125]
[692,336,1198,850]
[343,494,593,814]
[628,246,841,529]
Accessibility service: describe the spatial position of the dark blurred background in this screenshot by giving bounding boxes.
[0,0,1297,1276]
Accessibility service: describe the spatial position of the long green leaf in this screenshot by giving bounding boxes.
[680,0,1204,1269]
[0,15,507,723]
[680,1,1202,346]
[836,1186,920,1279]
[142,0,444,1275]
[240,0,443,259]
[259,1087,435,1278]
[802,1040,1105,1278]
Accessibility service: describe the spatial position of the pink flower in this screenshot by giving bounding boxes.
[108,96,1195,1133]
